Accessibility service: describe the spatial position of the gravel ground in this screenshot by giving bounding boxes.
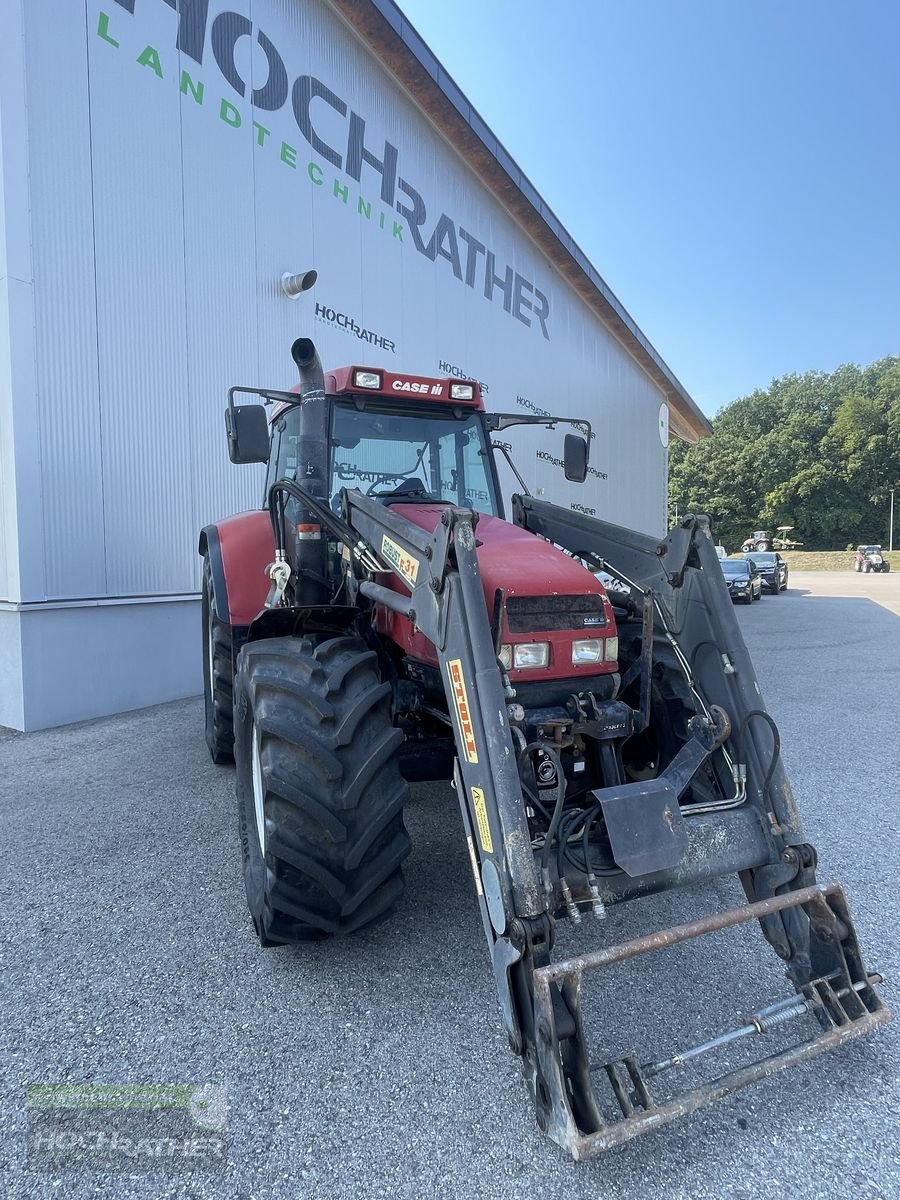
[2,571,898,1199]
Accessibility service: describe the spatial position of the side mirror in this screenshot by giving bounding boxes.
[225,404,270,464]
[563,433,589,483]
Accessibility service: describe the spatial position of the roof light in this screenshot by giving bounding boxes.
[450,382,475,400]
[353,370,382,390]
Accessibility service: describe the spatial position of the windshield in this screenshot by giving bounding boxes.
[862,546,882,554]
[745,552,776,565]
[327,400,500,515]
[721,560,750,575]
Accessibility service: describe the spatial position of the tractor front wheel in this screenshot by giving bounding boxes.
[202,556,235,764]
[234,635,411,944]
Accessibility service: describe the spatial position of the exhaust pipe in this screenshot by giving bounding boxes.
[291,336,325,397]
[289,337,330,605]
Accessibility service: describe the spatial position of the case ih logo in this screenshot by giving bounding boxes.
[104,1,551,340]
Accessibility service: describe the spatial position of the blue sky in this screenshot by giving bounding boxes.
[396,0,900,416]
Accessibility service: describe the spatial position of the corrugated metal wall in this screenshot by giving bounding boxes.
[20,0,669,603]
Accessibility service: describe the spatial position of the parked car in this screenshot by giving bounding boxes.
[742,550,788,593]
[720,557,763,603]
[741,530,773,553]
[854,545,890,573]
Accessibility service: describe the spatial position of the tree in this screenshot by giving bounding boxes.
[669,358,900,549]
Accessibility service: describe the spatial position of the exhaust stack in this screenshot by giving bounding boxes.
[290,337,330,605]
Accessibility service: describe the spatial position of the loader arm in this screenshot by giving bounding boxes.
[339,489,889,1158]
[342,491,554,1058]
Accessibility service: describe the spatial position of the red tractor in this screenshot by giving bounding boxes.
[199,339,888,1159]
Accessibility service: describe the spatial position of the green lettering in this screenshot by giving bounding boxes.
[220,99,241,128]
[97,11,119,48]
[333,180,348,203]
[136,45,163,79]
[252,121,270,147]
[392,221,404,241]
[307,162,323,186]
[280,142,297,168]
[357,197,372,219]
[180,70,204,105]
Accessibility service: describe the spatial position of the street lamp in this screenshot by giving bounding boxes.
[891,486,896,553]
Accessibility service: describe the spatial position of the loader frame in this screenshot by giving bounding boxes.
[297,487,890,1158]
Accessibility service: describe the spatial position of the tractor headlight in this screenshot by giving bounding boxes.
[513,642,549,669]
[449,382,474,400]
[605,636,618,662]
[572,638,603,664]
[498,644,512,670]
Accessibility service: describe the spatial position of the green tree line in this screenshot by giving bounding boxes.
[668,357,900,550]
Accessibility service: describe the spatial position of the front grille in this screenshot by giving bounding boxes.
[506,594,607,633]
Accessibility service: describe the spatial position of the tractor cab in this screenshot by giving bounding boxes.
[239,364,587,520]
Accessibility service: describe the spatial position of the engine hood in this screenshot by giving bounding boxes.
[388,504,609,607]
[379,503,617,681]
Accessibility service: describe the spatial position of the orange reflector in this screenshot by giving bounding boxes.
[296,523,321,541]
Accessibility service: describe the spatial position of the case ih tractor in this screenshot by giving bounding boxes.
[199,339,888,1158]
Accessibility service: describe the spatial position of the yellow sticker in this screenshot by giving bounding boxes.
[447,658,478,763]
[471,787,493,854]
[380,534,420,587]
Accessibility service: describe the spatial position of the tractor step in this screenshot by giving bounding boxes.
[532,883,891,1159]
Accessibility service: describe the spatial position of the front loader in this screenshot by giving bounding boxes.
[200,338,889,1158]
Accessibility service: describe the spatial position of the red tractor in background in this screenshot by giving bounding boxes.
[199,338,887,1159]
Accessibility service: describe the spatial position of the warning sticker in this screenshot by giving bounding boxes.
[447,659,478,763]
[380,535,420,587]
[471,787,493,854]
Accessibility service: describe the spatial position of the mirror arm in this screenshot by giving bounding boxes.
[491,441,530,496]
[485,413,593,441]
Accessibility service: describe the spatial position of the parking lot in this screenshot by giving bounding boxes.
[2,571,899,1199]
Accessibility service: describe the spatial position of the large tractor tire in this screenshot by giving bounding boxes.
[202,556,235,764]
[234,635,411,944]
[756,540,772,552]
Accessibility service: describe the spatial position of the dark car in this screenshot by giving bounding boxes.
[720,557,762,604]
[742,550,788,593]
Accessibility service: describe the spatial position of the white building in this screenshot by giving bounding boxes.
[0,0,709,730]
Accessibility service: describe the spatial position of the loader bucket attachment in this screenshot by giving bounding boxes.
[532,883,890,1159]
